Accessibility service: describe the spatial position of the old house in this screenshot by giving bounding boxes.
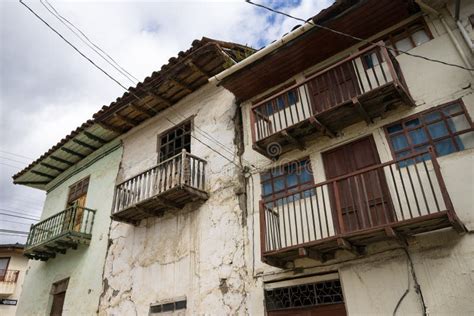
[214,0,474,315]
[0,244,28,316]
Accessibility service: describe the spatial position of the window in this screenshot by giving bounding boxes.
[0,257,10,281]
[158,121,191,162]
[261,159,314,203]
[50,278,69,316]
[362,19,432,69]
[149,298,187,314]
[265,279,344,311]
[385,100,474,161]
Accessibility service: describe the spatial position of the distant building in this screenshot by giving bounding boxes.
[0,244,28,316]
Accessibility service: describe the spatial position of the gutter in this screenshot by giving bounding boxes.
[208,21,316,85]
[415,0,473,72]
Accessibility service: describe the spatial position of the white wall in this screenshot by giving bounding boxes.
[0,250,28,316]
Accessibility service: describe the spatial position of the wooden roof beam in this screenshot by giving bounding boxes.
[83,131,107,144]
[40,162,66,173]
[148,91,172,106]
[61,147,86,159]
[168,78,193,93]
[352,97,372,124]
[309,116,336,138]
[72,139,99,151]
[185,60,211,78]
[49,155,74,166]
[31,170,55,179]
[114,113,139,127]
[130,102,153,118]
[98,122,126,134]
[14,180,49,185]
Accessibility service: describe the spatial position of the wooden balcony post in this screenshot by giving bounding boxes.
[428,147,454,211]
[333,181,345,234]
[259,200,267,258]
[180,149,188,186]
[379,41,399,85]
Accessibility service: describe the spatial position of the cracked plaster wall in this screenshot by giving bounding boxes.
[99,84,250,315]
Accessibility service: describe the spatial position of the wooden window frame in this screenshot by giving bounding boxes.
[384,99,474,159]
[67,176,89,205]
[260,157,315,203]
[0,257,11,281]
[156,118,193,163]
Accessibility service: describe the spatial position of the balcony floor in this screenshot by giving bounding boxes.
[111,185,208,225]
[24,231,92,261]
[254,83,413,158]
[262,211,463,268]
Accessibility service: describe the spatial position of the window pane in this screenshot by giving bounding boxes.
[262,183,273,196]
[423,111,442,123]
[447,115,471,133]
[274,178,285,192]
[276,96,286,110]
[412,30,430,46]
[435,138,456,156]
[427,121,449,139]
[288,90,297,105]
[408,128,428,145]
[442,103,462,116]
[395,37,414,51]
[287,174,298,187]
[387,123,403,133]
[300,168,313,183]
[390,134,409,150]
[261,172,271,181]
[405,118,420,128]
[455,131,474,150]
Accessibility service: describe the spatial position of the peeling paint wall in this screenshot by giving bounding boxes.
[241,11,474,316]
[16,144,122,316]
[99,84,250,315]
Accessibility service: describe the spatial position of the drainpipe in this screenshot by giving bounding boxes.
[209,22,316,85]
[415,0,473,72]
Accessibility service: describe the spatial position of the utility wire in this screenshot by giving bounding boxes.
[40,0,139,84]
[0,219,32,226]
[245,0,474,72]
[0,162,22,170]
[0,212,40,221]
[19,0,131,91]
[0,156,29,166]
[0,229,29,236]
[0,150,34,161]
[0,208,40,218]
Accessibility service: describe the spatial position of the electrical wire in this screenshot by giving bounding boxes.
[40,0,139,85]
[0,150,34,160]
[0,219,32,226]
[0,209,40,220]
[0,162,22,169]
[245,0,474,72]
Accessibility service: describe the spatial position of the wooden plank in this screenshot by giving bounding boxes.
[83,131,107,144]
[114,113,139,127]
[148,91,172,106]
[98,122,126,134]
[337,238,363,256]
[185,60,211,77]
[352,97,372,124]
[31,170,55,179]
[50,155,74,166]
[40,162,65,172]
[309,116,336,138]
[298,247,325,262]
[281,130,305,150]
[72,139,99,151]
[130,103,153,118]
[61,147,86,159]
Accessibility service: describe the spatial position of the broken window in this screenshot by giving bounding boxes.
[158,120,192,162]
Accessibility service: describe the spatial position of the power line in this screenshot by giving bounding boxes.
[40,0,139,84]
[0,211,40,221]
[0,207,41,216]
[0,229,29,236]
[0,162,22,170]
[0,150,34,161]
[0,156,29,166]
[245,0,474,72]
[19,0,131,92]
[0,219,32,226]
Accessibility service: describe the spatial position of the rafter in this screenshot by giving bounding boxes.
[352,97,372,124]
[40,162,65,173]
[31,170,55,179]
[185,60,211,78]
[130,102,153,118]
[83,131,107,144]
[298,247,325,262]
[14,180,49,185]
[49,155,74,166]
[281,130,305,150]
[168,77,193,93]
[309,116,336,138]
[98,122,126,134]
[148,91,172,106]
[61,147,86,159]
[72,139,99,151]
[114,113,139,127]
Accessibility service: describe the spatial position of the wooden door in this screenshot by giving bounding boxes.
[322,136,394,233]
[268,303,346,316]
[50,292,66,316]
[308,61,360,114]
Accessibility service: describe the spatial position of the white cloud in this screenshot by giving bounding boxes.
[0,0,333,243]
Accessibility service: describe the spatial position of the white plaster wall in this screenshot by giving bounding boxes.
[0,251,28,316]
[16,145,122,316]
[242,12,474,316]
[99,84,250,315]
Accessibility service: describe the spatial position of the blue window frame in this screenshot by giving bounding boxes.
[385,100,474,163]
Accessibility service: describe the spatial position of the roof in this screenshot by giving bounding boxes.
[219,0,419,101]
[0,243,25,251]
[13,37,255,190]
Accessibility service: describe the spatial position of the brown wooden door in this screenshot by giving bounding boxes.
[50,292,66,316]
[268,303,346,316]
[323,136,394,233]
[308,62,360,114]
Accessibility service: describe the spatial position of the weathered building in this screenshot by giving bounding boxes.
[214,0,474,315]
[0,244,28,316]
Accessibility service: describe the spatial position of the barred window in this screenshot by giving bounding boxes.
[67,177,89,204]
[260,159,314,203]
[158,121,191,162]
[265,280,344,311]
[385,100,474,161]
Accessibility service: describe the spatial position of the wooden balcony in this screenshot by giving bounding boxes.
[24,206,96,261]
[0,270,20,296]
[251,42,414,159]
[111,150,208,225]
[260,148,466,268]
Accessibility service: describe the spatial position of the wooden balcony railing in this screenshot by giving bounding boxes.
[251,42,414,158]
[111,150,208,224]
[0,270,19,283]
[24,206,96,261]
[260,148,465,268]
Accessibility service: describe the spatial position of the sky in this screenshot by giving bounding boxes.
[0,0,333,244]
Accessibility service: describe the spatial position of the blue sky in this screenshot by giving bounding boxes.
[0,0,333,244]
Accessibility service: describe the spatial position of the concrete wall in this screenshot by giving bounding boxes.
[99,84,250,315]
[0,250,28,316]
[242,11,474,315]
[16,144,122,316]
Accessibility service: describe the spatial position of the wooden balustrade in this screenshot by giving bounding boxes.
[0,270,20,283]
[24,206,96,261]
[111,150,208,224]
[251,42,414,158]
[260,149,465,266]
